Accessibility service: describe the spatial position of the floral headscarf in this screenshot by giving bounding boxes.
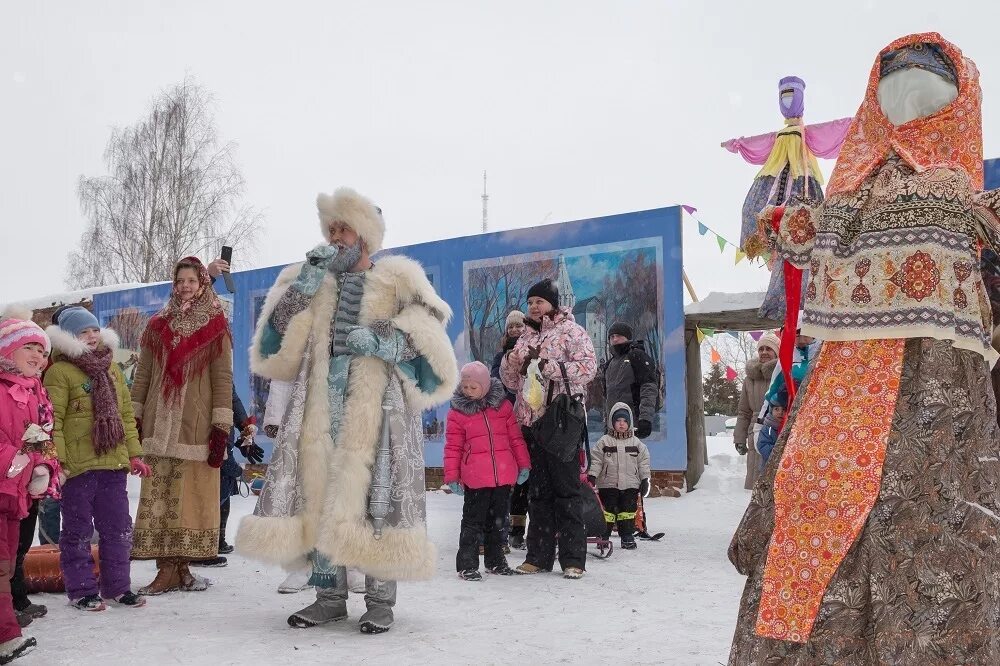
[140,257,231,404]
[827,32,983,196]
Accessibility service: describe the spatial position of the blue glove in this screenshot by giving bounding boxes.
[346,325,412,364]
[516,469,530,485]
[305,243,340,270]
[447,481,464,496]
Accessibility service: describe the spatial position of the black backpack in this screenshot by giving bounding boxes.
[531,362,587,462]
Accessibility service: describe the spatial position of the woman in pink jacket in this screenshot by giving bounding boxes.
[444,362,530,581]
[0,309,62,664]
[500,279,597,580]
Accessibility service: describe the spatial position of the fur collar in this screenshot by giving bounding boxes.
[450,378,506,415]
[45,325,120,360]
[272,254,452,324]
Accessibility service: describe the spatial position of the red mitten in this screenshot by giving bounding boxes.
[208,426,229,468]
[130,457,152,478]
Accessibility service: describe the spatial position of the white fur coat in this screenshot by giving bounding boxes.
[235,255,457,580]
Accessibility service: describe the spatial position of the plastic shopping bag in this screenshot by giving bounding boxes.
[523,358,544,410]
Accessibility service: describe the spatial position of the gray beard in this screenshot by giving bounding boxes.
[329,239,363,273]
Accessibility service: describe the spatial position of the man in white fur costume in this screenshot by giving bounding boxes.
[236,187,457,634]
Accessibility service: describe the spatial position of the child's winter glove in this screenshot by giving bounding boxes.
[240,422,258,441]
[735,441,748,455]
[635,420,652,439]
[447,482,464,496]
[6,453,30,478]
[208,425,229,468]
[130,457,152,478]
[27,466,50,497]
[516,469,530,485]
[639,478,650,498]
[264,424,279,439]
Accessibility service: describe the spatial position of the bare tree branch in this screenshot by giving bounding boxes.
[67,76,262,288]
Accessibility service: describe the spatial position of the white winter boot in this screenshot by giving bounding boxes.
[278,568,314,594]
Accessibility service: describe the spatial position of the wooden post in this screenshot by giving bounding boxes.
[684,324,708,490]
[682,269,699,303]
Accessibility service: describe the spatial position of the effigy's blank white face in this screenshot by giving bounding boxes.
[780,89,795,111]
[877,68,957,126]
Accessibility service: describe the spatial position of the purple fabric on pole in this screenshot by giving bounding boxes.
[803,117,853,159]
[778,76,806,119]
[722,117,853,165]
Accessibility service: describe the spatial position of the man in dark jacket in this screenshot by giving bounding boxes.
[601,322,659,539]
[602,323,658,439]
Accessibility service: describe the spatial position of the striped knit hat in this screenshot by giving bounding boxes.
[0,305,51,360]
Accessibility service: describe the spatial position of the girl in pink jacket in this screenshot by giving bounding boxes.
[0,309,62,664]
[444,362,530,581]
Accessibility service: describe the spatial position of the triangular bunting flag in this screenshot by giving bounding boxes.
[696,328,705,344]
[748,331,763,342]
[682,205,697,215]
[710,347,722,364]
[735,249,746,265]
[727,331,740,339]
[716,235,727,252]
[700,327,715,338]
[698,222,709,236]
[725,366,738,381]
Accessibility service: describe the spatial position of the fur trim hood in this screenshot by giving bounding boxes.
[317,187,386,255]
[46,325,120,360]
[450,377,506,415]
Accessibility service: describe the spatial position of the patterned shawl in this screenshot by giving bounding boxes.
[140,257,231,404]
[827,32,982,196]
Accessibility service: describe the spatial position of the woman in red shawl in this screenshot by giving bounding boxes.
[728,33,1000,664]
[130,257,234,595]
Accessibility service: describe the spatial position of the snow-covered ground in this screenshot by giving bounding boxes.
[20,437,751,666]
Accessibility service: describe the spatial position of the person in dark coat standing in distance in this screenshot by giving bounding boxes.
[600,322,659,539]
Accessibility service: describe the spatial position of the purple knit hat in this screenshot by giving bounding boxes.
[0,307,51,360]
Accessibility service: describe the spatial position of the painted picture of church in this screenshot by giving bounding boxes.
[463,238,664,405]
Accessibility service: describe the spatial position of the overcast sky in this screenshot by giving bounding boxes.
[3,1,999,306]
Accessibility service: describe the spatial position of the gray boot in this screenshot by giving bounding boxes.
[359,577,396,634]
[287,581,348,628]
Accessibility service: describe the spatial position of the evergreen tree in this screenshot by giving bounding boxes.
[704,363,741,415]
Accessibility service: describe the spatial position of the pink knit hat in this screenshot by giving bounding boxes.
[460,361,492,395]
[0,306,51,360]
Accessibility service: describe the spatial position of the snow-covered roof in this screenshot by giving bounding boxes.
[684,291,766,316]
[684,291,778,331]
[6,282,156,311]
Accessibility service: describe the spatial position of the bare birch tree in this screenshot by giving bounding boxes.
[67,77,262,288]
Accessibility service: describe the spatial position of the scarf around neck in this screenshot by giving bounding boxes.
[140,257,231,404]
[0,357,54,447]
[69,345,124,455]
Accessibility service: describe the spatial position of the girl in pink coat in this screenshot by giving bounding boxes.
[444,362,530,581]
[0,309,62,664]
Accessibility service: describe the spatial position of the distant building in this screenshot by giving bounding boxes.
[573,296,607,363]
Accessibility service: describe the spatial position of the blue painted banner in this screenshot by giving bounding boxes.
[93,205,687,469]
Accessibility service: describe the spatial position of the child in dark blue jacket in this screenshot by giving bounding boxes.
[756,388,789,470]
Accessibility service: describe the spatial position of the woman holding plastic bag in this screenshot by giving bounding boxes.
[500,279,597,579]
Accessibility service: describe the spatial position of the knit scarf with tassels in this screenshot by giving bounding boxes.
[69,345,124,455]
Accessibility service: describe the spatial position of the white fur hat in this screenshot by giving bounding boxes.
[316,187,386,254]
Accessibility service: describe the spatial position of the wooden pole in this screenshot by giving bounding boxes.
[684,324,708,491]
[682,269,699,303]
